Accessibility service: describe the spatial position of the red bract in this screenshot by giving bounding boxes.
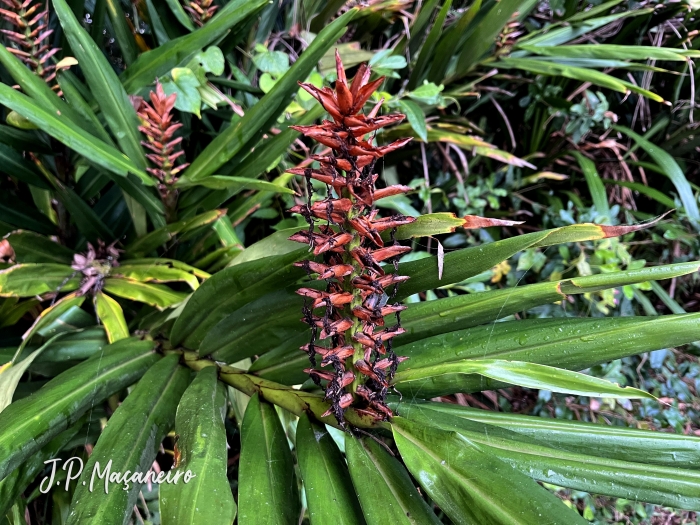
[0,0,61,92]
[288,50,414,425]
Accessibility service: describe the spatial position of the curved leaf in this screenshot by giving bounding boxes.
[394,359,656,399]
[392,418,587,525]
[67,354,190,524]
[171,249,306,348]
[160,367,235,524]
[103,278,188,309]
[345,435,441,525]
[238,393,300,525]
[0,338,159,480]
[297,414,365,525]
[94,292,129,343]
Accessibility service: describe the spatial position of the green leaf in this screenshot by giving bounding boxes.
[0,84,149,182]
[164,0,196,30]
[181,9,356,182]
[0,338,159,480]
[0,424,80,516]
[395,359,656,399]
[453,0,523,75]
[181,175,297,193]
[238,393,300,525]
[0,264,78,298]
[0,45,93,136]
[519,44,700,61]
[392,419,587,525]
[399,401,700,468]
[498,57,664,103]
[105,0,138,66]
[397,261,700,344]
[163,67,202,116]
[602,178,676,208]
[0,333,66,412]
[517,9,653,48]
[398,99,427,142]
[396,407,700,510]
[202,287,305,362]
[407,0,452,89]
[615,125,699,225]
[103,278,188,309]
[391,314,700,397]
[125,209,226,256]
[431,0,481,82]
[57,71,116,146]
[398,221,657,297]
[170,249,306,348]
[572,151,610,217]
[345,435,441,525]
[121,0,268,93]
[160,367,236,524]
[393,212,467,240]
[0,143,49,189]
[66,354,189,524]
[112,263,200,290]
[53,0,148,172]
[6,232,74,264]
[296,414,365,525]
[94,291,129,343]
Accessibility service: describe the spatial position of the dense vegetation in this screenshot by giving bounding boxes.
[0,0,699,523]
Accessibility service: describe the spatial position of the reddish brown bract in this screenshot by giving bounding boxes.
[1,0,61,92]
[288,50,414,425]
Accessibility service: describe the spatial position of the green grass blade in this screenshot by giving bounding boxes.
[572,151,610,217]
[615,125,700,225]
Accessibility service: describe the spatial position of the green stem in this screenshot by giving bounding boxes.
[176,351,380,429]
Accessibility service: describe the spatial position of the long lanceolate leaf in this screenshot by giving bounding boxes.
[397,219,666,298]
[296,414,365,525]
[394,359,656,399]
[397,407,700,510]
[180,9,356,182]
[160,367,236,524]
[615,125,700,226]
[399,402,700,469]
[170,249,306,348]
[345,436,441,525]
[0,339,159,480]
[390,314,700,397]
[0,84,149,182]
[67,354,189,524]
[237,393,299,525]
[392,419,587,525]
[52,0,148,172]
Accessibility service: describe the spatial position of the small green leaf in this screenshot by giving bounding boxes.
[163,68,202,116]
[398,99,427,142]
[94,292,129,343]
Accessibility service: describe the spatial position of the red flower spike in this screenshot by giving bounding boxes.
[288,51,413,425]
